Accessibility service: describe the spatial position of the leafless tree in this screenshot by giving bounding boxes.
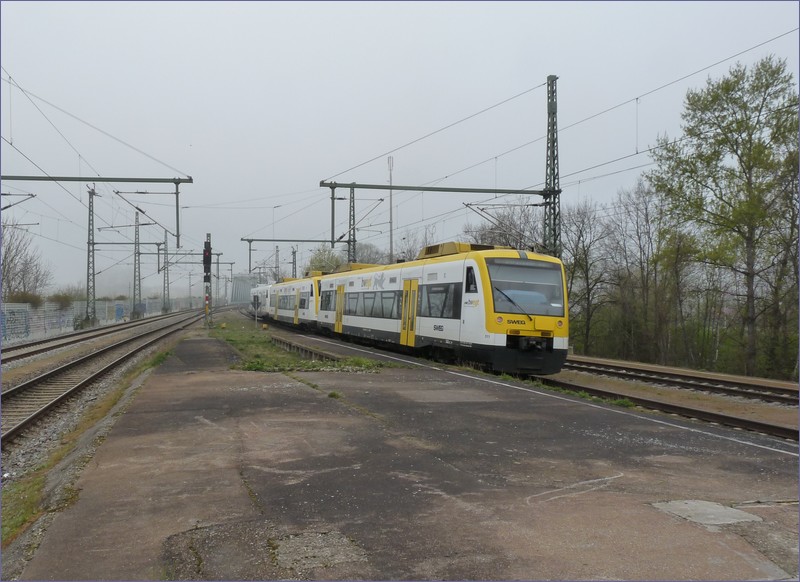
[395,225,437,262]
[1,217,53,302]
[561,200,611,356]
[461,197,544,251]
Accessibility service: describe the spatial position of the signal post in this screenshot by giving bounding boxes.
[203,233,212,326]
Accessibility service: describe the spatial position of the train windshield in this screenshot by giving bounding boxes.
[486,258,565,317]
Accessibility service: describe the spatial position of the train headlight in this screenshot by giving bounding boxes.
[557,320,563,328]
[496,316,504,324]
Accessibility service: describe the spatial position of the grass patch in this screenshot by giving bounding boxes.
[148,350,172,368]
[1,347,166,548]
[2,474,46,547]
[210,313,389,373]
[241,355,387,373]
[1,383,129,547]
[328,391,343,399]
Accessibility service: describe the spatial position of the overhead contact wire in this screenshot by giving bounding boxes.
[325,82,547,181]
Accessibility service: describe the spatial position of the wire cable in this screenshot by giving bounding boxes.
[324,82,547,180]
[0,71,191,178]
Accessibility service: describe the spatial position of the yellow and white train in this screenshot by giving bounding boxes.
[249,242,568,375]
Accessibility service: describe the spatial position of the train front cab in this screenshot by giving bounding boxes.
[464,250,568,375]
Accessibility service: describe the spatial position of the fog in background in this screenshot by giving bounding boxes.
[1,1,797,298]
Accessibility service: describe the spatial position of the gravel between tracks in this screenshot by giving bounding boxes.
[1,338,175,580]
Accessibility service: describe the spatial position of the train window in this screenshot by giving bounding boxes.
[418,283,461,319]
[362,292,376,317]
[346,293,359,315]
[486,258,564,317]
[381,291,399,319]
[465,267,478,293]
[320,290,334,311]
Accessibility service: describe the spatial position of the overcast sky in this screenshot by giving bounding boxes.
[1,1,798,298]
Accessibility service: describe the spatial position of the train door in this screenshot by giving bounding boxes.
[460,262,487,345]
[334,284,345,334]
[400,279,419,346]
[293,288,300,325]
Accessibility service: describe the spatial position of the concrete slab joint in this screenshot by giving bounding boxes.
[653,499,764,527]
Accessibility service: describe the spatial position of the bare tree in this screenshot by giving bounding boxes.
[604,179,673,362]
[561,200,611,356]
[395,225,437,261]
[461,197,543,251]
[1,217,53,302]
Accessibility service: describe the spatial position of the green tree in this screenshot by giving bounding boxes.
[648,56,799,376]
[354,242,387,264]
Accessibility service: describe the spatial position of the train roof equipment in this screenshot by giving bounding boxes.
[416,242,513,259]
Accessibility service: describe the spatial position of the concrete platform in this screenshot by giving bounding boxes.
[15,334,799,580]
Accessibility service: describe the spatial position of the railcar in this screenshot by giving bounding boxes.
[268,275,323,330]
[251,242,569,375]
[247,283,272,319]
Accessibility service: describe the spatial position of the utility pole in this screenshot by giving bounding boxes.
[348,185,356,262]
[274,245,280,283]
[245,239,254,277]
[215,253,220,307]
[203,234,212,326]
[543,74,562,259]
[86,185,97,326]
[132,212,142,319]
[291,246,297,278]
[162,229,170,313]
[388,156,394,263]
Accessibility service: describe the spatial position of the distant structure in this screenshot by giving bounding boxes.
[230,274,257,304]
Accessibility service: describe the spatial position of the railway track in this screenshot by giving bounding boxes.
[264,327,798,442]
[2,309,201,364]
[538,376,797,442]
[1,312,203,444]
[564,355,798,406]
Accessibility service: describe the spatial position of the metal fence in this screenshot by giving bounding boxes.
[1,298,164,346]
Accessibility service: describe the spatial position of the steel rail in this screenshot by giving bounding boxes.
[263,328,799,442]
[539,377,798,441]
[2,310,201,364]
[563,361,798,405]
[1,313,203,443]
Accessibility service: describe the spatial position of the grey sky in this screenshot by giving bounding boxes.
[1,1,798,298]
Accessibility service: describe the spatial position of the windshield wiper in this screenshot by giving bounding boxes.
[493,286,532,321]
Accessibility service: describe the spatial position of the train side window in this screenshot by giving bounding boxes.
[320,290,334,311]
[465,267,478,293]
[346,293,359,316]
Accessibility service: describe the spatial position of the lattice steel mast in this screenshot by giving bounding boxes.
[86,186,97,324]
[543,74,562,259]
